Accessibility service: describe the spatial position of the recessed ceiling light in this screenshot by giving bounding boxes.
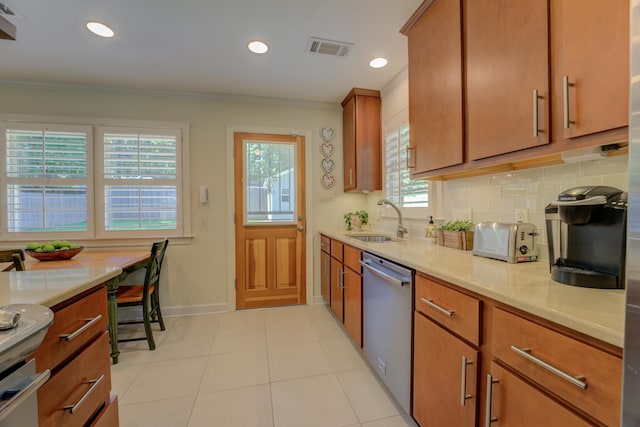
[86,21,114,38]
[369,57,388,69]
[248,40,269,54]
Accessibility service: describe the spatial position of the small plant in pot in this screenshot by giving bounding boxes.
[437,219,474,250]
[344,210,369,231]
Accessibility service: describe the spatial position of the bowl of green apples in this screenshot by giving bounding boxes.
[25,241,84,261]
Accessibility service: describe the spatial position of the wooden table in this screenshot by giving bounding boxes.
[26,249,150,364]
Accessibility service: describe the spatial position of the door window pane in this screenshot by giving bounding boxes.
[243,141,296,224]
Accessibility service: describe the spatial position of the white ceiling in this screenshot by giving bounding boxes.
[0,0,422,103]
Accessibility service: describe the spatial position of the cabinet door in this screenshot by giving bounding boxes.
[486,362,591,427]
[407,0,464,173]
[343,95,357,191]
[466,0,550,160]
[560,0,628,139]
[413,312,477,427]
[321,250,331,304]
[330,258,344,322]
[343,267,362,347]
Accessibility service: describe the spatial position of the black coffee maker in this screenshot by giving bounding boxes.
[545,186,628,289]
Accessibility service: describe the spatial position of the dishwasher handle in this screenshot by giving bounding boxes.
[359,260,410,288]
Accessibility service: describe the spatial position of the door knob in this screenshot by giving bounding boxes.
[297,226,304,232]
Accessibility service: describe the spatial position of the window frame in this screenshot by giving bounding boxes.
[382,110,435,219]
[0,114,192,243]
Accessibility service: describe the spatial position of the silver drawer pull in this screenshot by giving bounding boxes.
[59,315,102,342]
[0,369,50,421]
[64,375,105,414]
[511,345,587,390]
[421,297,455,317]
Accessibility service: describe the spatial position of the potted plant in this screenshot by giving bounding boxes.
[344,210,369,231]
[437,219,474,250]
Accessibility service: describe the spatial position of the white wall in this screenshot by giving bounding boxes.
[0,83,364,313]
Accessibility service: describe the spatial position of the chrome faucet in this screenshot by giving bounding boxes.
[377,199,408,238]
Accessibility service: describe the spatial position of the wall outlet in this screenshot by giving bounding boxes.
[515,208,528,223]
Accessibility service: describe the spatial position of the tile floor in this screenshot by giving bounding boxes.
[112,304,418,427]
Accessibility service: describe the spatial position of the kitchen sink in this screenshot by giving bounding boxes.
[348,235,392,242]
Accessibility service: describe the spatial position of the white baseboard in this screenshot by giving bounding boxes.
[117,303,228,322]
[313,295,328,305]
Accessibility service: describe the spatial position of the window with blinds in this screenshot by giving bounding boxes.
[99,129,180,235]
[1,121,186,239]
[384,121,428,208]
[3,124,91,235]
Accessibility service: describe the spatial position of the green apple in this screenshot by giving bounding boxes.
[42,244,55,253]
[59,246,69,251]
[69,243,79,249]
[35,248,43,253]
[26,242,40,250]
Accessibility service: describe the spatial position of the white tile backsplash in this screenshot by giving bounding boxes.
[443,155,629,260]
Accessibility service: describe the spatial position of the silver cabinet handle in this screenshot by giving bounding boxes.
[460,356,473,406]
[532,89,544,137]
[406,146,416,169]
[349,168,354,186]
[420,297,455,317]
[511,345,587,390]
[359,260,409,288]
[0,369,50,422]
[64,375,105,414]
[59,315,102,341]
[563,76,575,129]
[336,266,343,289]
[485,374,499,426]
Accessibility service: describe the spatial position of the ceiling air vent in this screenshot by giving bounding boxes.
[306,37,353,57]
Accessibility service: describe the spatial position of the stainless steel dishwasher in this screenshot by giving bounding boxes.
[360,252,414,414]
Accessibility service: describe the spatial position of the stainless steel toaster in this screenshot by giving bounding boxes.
[472,222,538,263]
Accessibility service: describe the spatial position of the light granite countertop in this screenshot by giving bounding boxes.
[321,230,626,348]
[0,268,122,308]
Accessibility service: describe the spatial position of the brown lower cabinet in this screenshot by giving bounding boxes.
[343,257,362,348]
[33,285,117,427]
[486,362,591,427]
[413,311,478,427]
[411,273,621,427]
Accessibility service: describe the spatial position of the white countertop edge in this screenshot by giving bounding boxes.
[322,230,625,348]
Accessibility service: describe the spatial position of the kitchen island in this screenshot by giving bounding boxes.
[0,267,122,426]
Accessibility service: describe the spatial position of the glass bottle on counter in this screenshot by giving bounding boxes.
[425,216,437,244]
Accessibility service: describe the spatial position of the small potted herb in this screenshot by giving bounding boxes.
[437,219,474,250]
[344,210,369,231]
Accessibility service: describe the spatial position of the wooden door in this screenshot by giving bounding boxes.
[466,0,550,160]
[413,312,478,427]
[486,362,591,426]
[560,0,629,139]
[330,257,343,322]
[234,132,306,309]
[404,0,464,174]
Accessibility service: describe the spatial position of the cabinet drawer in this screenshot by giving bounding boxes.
[331,240,343,261]
[320,235,330,254]
[38,332,111,427]
[33,286,108,372]
[415,275,480,345]
[91,394,119,427]
[492,308,621,426]
[343,245,361,273]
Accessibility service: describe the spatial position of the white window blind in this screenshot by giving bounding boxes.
[98,128,181,236]
[384,117,428,208]
[3,124,91,236]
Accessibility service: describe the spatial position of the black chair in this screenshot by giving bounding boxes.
[116,239,169,350]
[0,249,26,272]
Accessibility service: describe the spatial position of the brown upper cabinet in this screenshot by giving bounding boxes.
[553,0,629,143]
[401,0,629,179]
[402,0,464,175]
[341,88,382,192]
[465,0,550,160]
